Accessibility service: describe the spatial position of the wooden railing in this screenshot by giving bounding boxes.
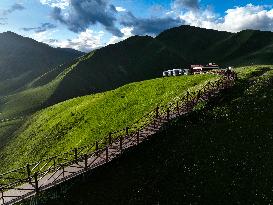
[0,72,237,205]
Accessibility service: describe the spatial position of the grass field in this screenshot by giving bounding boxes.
[0,74,218,173]
[20,65,273,205]
[0,119,23,148]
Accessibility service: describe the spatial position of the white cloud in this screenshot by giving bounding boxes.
[115,6,126,12]
[178,4,273,33]
[33,30,56,42]
[219,4,273,32]
[107,27,133,45]
[32,29,105,52]
[52,29,105,52]
[31,27,134,53]
[40,0,69,9]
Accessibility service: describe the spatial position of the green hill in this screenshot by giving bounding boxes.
[0,73,217,173]
[0,31,83,96]
[21,65,273,205]
[45,36,187,105]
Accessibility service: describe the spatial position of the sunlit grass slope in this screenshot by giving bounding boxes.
[0,74,218,173]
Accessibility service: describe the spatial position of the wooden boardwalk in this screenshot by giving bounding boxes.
[0,73,236,205]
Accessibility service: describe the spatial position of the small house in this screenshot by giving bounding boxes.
[191,63,220,74]
[163,69,185,77]
[163,71,169,77]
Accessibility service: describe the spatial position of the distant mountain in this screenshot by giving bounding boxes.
[2,25,273,119]
[0,31,83,96]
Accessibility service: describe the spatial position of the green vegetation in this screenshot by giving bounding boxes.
[0,74,217,173]
[21,65,273,204]
[0,119,23,149]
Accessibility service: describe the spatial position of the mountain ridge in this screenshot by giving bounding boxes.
[0,31,83,96]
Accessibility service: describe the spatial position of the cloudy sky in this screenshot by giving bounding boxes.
[1,0,273,52]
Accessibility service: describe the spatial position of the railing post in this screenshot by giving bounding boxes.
[126,127,129,136]
[119,136,123,153]
[95,141,99,156]
[34,172,39,193]
[197,90,201,101]
[137,130,140,145]
[1,188,4,204]
[74,148,78,163]
[84,154,88,171]
[167,108,170,121]
[105,146,109,163]
[108,132,112,145]
[155,106,159,118]
[62,164,65,178]
[176,101,180,115]
[26,164,31,183]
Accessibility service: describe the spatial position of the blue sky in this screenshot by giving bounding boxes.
[0,0,273,52]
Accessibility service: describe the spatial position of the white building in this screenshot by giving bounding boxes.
[163,69,185,77]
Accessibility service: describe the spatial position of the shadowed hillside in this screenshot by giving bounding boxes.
[0,31,83,96]
[46,36,187,104]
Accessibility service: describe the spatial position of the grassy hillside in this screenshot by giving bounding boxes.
[0,31,83,96]
[0,74,218,173]
[46,36,187,105]
[21,65,273,204]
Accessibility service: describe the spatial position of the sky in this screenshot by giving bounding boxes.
[0,0,273,52]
